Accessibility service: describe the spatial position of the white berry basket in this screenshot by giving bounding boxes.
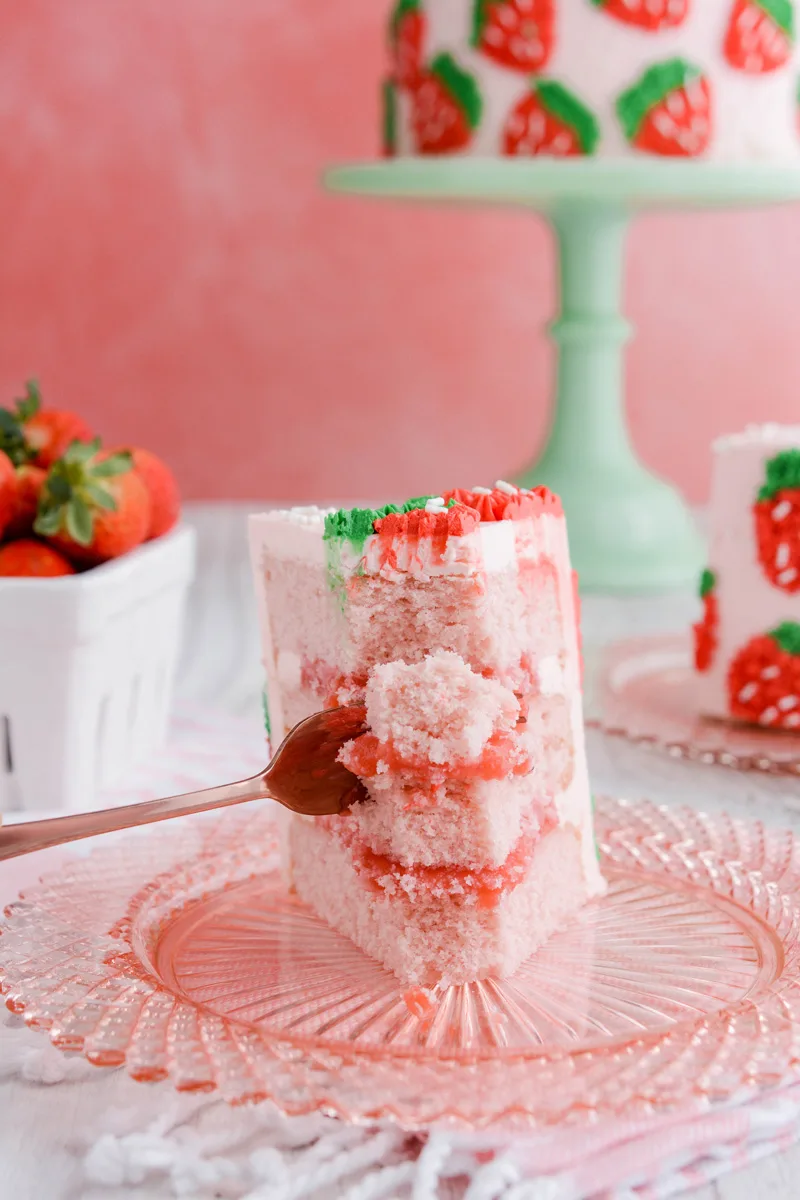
[0,525,196,813]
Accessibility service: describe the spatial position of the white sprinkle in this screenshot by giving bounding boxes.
[760,706,780,726]
[785,712,800,728]
[494,480,517,495]
[776,543,791,570]
[778,567,799,585]
[779,695,799,711]
[739,683,758,702]
[471,486,493,495]
[762,665,781,680]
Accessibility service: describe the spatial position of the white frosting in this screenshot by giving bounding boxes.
[695,425,800,718]
[713,423,800,451]
[248,510,332,565]
[391,0,800,161]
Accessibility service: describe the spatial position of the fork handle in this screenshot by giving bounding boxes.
[0,775,269,862]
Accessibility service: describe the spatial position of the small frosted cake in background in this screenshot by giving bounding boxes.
[250,485,604,985]
[694,425,800,728]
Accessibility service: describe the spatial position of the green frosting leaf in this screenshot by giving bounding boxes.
[699,567,716,598]
[758,0,795,38]
[382,79,397,156]
[617,58,701,142]
[430,53,482,129]
[471,0,489,45]
[324,494,436,548]
[758,449,800,501]
[390,0,420,39]
[536,80,600,155]
[770,621,800,656]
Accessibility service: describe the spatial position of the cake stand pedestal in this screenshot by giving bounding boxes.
[325,160,800,592]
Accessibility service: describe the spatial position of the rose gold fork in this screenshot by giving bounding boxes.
[0,705,367,862]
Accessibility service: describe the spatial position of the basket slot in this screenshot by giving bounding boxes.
[2,714,12,774]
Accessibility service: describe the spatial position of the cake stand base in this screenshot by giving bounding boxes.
[326,161,800,592]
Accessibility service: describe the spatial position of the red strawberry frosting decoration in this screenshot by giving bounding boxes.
[412,54,482,154]
[503,80,600,157]
[390,0,427,89]
[590,0,689,31]
[617,58,712,157]
[728,622,800,728]
[442,485,563,520]
[693,568,719,672]
[471,0,555,72]
[725,0,794,74]
[374,506,479,539]
[753,449,800,593]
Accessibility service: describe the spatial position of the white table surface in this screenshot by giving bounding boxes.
[2,501,800,1200]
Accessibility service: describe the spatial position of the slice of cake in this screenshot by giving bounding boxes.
[694,425,800,728]
[250,485,604,985]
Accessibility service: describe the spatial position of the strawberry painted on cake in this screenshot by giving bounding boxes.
[382,0,800,160]
[250,485,604,985]
[694,425,800,729]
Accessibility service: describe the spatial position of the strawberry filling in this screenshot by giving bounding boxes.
[342,729,532,782]
[336,813,555,909]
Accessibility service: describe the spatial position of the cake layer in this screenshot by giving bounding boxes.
[694,425,800,725]
[384,0,800,161]
[288,816,589,985]
[330,776,555,869]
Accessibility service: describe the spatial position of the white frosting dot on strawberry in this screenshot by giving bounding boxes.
[761,665,781,680]
[739,682,759,702]
[776,543,791,569]
[778,567,799,586]
[778,695,799,711]
[759,706,780,726]
[773,501,793,521]
[484,25,504,46]
[785,713,800,728]
[424,497,447,513]
[494,480,518,494]
[471,486,493,495]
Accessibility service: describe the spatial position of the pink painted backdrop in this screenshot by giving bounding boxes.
[0,2,798,504]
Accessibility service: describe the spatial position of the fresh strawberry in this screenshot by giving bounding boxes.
[5,464,46,540]
[0,452,14,539]
[728,622,800,728]
[725,0,794,74]
[412,54,482,154]
[617,58,712,157]
[383,79,398,157]
[590,0,689,31]
[753,449,800,591]
[471,0,555,71]
[34,439,151,567]
[0,380,93,469]
[127,447,180,539]
[0,539,75,577]
[503,80,600,156]
[390,0,426,89]
[693,568,719,672]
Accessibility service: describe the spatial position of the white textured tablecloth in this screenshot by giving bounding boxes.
[2,502,800,1200]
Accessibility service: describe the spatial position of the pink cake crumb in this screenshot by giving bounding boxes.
[356,650,519,766]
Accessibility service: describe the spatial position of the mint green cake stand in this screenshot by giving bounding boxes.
[325,159,800,592]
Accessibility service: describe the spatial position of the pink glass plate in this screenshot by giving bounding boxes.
[592,635,800,776]
[3,797,800,1130]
